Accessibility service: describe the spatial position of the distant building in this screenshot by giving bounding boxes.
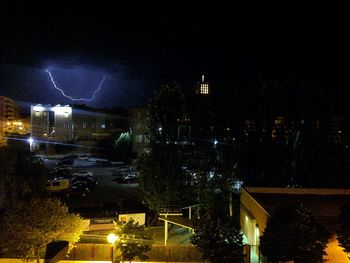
[0,96,29,146]
[30,104,127,151]
[195,75,210,95]
[129,106,150,156]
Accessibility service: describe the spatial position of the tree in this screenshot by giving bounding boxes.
[138,83,193,212]
[0,198,87,263]
[0,141,48,209]
[115,131,133,163]
[259,203,329,263]
[138,144,193,212]
[192,206,244,263]
[191,149,244,263]
[148,83,186,144]
[114,219,151,262]
[336,203,350,253]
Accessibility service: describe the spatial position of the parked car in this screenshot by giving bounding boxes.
[112,175,126,183]
[56,159,75,167]
[32,155,45,164]
[46,178,70,192]
[65,181,90,197]
[77,154,90,160]
[125,177,139,184]
[71,176,98,190]
[50,170,73,180]
[73,170,93,177]
[61,155,78,161]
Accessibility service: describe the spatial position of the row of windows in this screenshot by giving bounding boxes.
[63,122,106,129]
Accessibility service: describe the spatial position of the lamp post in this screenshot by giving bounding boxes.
[107,233,119,263]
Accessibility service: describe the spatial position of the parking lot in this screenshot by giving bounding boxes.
[41,155,144,217]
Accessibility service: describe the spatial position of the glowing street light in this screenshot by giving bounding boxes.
[107,233,119,244]
[107,233,119,263]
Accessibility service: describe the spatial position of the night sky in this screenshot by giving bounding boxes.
[1,3,350,109]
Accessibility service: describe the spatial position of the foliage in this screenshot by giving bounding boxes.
[191,151,244,263]
[115,131,133,163]
[148,83,185,144]
[259,202,329,263]
[138,144,193,212]
[0,198,87,263]
[0,141,48,208]
[93,131,133,162]
[138,83,193,212]
[192,209,244,263]
[336,203,350,253]
[114,219,151,262]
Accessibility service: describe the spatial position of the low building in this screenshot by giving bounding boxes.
[240,187,350,263]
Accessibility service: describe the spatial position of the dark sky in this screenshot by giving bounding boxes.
[1,3,350,109]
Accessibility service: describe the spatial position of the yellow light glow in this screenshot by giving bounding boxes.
[107,233,119,244]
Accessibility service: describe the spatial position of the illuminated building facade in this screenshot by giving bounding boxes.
[0,96,28,146]
[30,104,127,150]
[30,104,73,146]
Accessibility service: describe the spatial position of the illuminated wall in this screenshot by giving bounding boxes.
[240,188,269,247]
[31,104,73,146]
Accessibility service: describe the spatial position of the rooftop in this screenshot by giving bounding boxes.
[245,187,350,231]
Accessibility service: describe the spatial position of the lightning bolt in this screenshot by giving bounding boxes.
[45,69,106,102]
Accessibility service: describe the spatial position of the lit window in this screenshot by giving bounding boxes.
[83,122,87,129]
[34,111,41,117]
[101,124,106,129]
[200,84,209,94]
[64,112,69,118]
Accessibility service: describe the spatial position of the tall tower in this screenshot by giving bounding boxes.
[195,75,210,95]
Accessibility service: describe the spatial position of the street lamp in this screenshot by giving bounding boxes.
[107,233,119,263]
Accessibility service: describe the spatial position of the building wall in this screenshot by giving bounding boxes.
[31,105,73,144]
[72,109,125,144]
[240,188,269,248]
[240,187,350,263]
